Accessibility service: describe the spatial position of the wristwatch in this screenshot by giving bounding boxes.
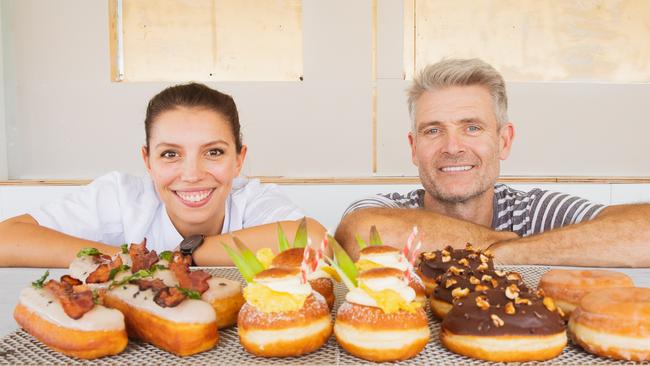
[179,234,205,265]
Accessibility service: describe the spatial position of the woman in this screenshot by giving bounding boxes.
[0,83,324,267]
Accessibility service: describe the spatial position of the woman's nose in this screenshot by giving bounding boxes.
[180,158,204,182]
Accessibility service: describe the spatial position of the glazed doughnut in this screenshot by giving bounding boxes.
[14,279,127,359]
[201,277,245,329]
[432,268,526,319]
[238,267,332,357]
[441,289,566,362]
[539,269,633,317]
[271,247,335,308]
[418,244,494,296]
[569,287,650,361]
[334,268,429,362]
[356,245,426,304]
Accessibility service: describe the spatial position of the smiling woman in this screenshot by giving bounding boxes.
[0,83,325,267]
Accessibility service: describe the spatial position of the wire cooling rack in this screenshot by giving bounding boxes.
[0,266,642,365]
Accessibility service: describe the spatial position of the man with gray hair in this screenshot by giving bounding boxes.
[336,58,650,266]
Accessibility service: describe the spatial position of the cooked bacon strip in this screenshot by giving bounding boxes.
[153,287,186,308]
[169,253,211,294]
[92,254,113,264]
[129,240,159,272]
[136,279,167,292]
[60,275,83,287]
[86,256,123,284]
[44,280,94,319]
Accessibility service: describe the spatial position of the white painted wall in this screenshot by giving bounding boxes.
[0,2,7,180]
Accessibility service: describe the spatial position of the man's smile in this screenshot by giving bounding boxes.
[439,165,475,173]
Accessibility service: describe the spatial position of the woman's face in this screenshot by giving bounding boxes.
[142,107,246,236]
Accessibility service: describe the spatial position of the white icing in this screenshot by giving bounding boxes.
[202,277,241,302]
[68,252,133,283]
[109,284,216,324]
[359,252,409,272]
[255,276,312,296]
[345,287,379,307]
[19,287,125,331]
[152,269,178,287]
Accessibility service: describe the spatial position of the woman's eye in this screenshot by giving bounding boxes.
[207,149,224,157]
[160,151,178,159]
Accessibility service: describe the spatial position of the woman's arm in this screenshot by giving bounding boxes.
[192,217,327,266]
[0,214,120,268]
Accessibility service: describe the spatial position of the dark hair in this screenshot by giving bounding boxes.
[144,82,243,153]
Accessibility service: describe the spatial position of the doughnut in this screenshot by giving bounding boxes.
[441,289,566,362]
[238,267,332,357]
[271,247,335,308]
[569,287,650,361]
[14,281,127,359]
[539,269,633,317]
[334,268,430,362]
[201,277,245,329]
[418,243,494,296]
[356,245,426,303]
[432,268,527,319]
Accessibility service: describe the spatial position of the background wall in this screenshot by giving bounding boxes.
[0,3,6,180]
[1,0,649,180]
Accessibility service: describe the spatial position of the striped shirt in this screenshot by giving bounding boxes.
[342,184,606,237]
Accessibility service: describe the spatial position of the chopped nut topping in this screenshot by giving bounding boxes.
[444,278,458,288]
[475,295,490,310]
[504,302,516,315]
[491,279,499,288]
[543,297,556,312]
[468,253,478,259]
[458,258,470,267]
[481,274,493,282]
[441,249,450,256]
[479,254,490,263]
[515,297,532,305]
[557,306,565,317]
[491,314,504,327]
[442,255,451,263]
[494,270,506,277]
[506,272,522,282]
[484,249,493,257]
[475,284,489,292]
[469,276,480,285]
[465,243,474,251]
[451,287,470,298]
[448,266,464,276]
[422,252,436,260]
[505,284,520,300]
[477,262,489,271]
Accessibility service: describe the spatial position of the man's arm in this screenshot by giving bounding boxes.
[334,208,518,260]
[488,204,650,267]
[193,217,327,266]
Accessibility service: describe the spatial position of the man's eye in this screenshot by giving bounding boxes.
[207,149,224,157]
[424,128,439,135]
[467,125,481,132]
[160,151,178,159]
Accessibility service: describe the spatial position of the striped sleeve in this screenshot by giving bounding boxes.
[528,191,605,235]
[341,195,402,217]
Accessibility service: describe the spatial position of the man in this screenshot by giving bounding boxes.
[335,58,650,266]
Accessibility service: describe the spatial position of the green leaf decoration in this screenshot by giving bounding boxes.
[176,286,201,299]
[233,237,265,275]
[159,251,173,262]
[292,217,308,248]
[110,268,152,288]
[277,223,291,252]
[92,290,100,305]
[223,242,256,283]
[120,244,128,254]
[31,270,50,289]
[329,235,358,287]
[76,247,100,257]
[355,234,367,250]
[149,264,167,273]
[369,225,383,246]
[108,265,131,281]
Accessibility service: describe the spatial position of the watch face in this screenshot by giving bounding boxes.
[180,234,205,252]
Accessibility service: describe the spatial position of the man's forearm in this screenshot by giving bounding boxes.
[334,208,517,260]
[489,204,650,267]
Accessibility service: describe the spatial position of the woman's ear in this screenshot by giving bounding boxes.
[141,145,152,172]
[235,145,248,176]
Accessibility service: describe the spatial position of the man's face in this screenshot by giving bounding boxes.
[409,85,514,204]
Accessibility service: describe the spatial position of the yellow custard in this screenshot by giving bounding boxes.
[356,259,383,272]
[243,283,308,313]
[360,284,421,314]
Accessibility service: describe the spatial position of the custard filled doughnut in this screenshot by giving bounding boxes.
[432,268,526,319]
[334,268,429,362]
[441,289,566,362]
[238,267,332,357]
[271,247,335,309]
[14,274,127,359]
[356,245,426,303]
[539,269,633,317]
[418,243,494,296]
[569,287,650,361]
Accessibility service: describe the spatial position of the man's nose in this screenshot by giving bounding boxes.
[180,157,204,182]
[441,132,466,155]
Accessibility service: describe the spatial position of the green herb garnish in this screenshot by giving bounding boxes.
[76,247,101,257]
[92,290,100,305]
[176,286,201,299]
[150,264,167,273]
[159,251,173,262]
[120,244,128,254]
[31,270,50,289]
[108,265,131,281]
[110,269,152,288]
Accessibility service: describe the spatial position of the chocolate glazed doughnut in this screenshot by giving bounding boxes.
[441,289,567,362]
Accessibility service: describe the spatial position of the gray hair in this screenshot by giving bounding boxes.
[407,58,509,133]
